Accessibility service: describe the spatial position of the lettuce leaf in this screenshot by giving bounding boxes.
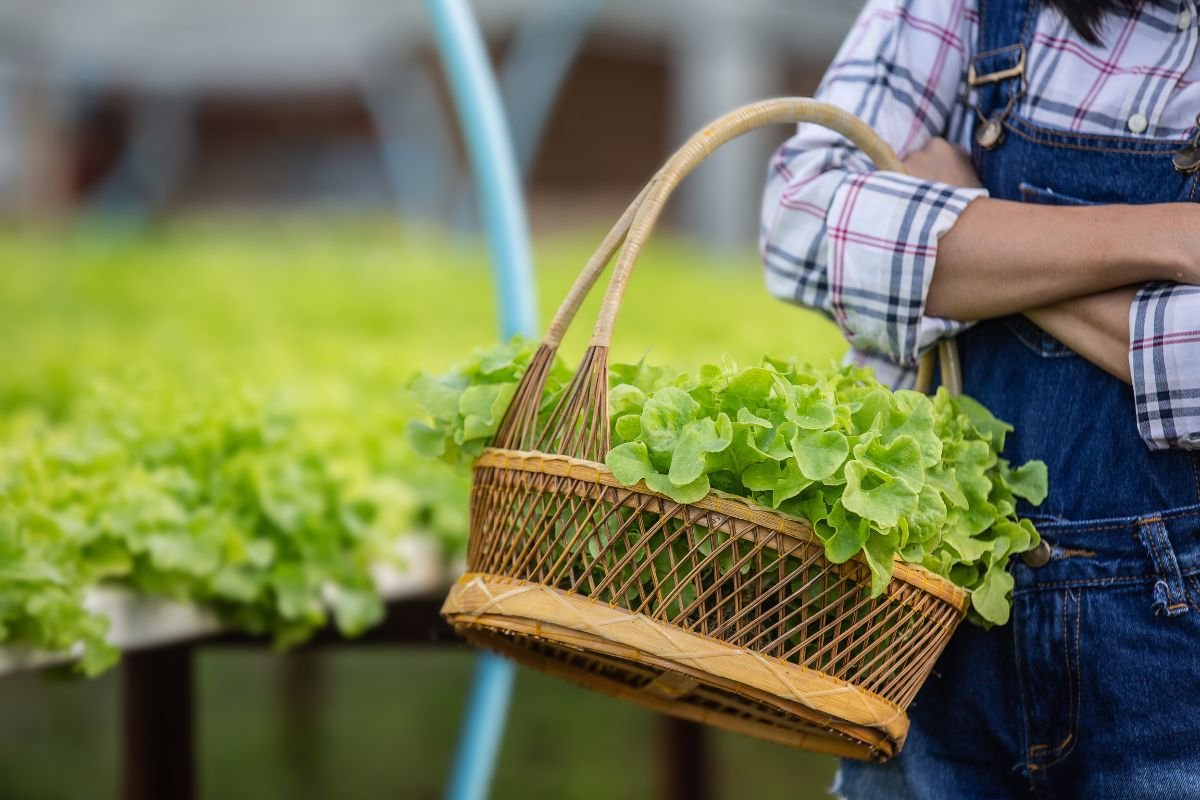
[411,342,1048,629]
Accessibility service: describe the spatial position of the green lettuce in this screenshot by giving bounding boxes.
[411,341,1048,627]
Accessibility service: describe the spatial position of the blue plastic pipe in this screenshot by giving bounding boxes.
[449,0,605,231]
[425,0,538,341]
[443,652,516,800]
[423,2,537,799]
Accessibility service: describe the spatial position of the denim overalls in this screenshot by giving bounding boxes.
[835,2,1200,798]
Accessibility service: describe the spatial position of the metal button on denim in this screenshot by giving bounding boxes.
[976,115,1004,149]
[1128,112,1149,134]
[1021,539,1052,567]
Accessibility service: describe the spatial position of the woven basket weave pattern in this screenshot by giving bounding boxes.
[466,451,962,710]
[442,99,973,760]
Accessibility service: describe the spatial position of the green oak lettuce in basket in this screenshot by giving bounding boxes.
[407,337,574,465]
[409,339,1048,627]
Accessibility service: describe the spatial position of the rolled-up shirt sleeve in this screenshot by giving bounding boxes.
[1130,285,1200,450]
[760,0,985,368]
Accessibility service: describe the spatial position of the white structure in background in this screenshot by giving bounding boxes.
[0,0,859,241]
[0,535,452,676]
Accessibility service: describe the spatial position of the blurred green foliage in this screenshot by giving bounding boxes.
[0,219,845,796]
[0,219,844,672]
[0,219,846,414]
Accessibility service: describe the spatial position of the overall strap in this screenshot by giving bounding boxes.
[970,0,1038,149]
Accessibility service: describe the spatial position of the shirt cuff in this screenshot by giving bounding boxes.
[825,170,987,366]
[1129,283,1200,451]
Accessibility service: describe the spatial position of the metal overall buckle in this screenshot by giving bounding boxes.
[1173,113,1200,174]
[968,46,1027,150]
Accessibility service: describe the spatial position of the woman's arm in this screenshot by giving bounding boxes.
[1127,285,1200,449]
[926,201,1193,320]
[907,138,1200,451]
[905,137,1195,321]
[1024,288,1137,383]
[1023,285,1200,451]
[761,0,985,367]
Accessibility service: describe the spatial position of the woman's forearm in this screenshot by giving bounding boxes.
[926,199,1193,320]
[900,138,1177,386]
[1025,288,1138,383]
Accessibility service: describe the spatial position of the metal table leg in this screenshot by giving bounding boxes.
[280,653,326,798]
[121,644,196,800]
[660,716,710,800]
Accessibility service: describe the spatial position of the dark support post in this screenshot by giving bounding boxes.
[660,716,710,800]
[279,652,326,798]
[121,644,196,800]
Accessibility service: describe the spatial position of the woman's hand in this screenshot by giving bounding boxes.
[1025,288,1137,383]
[902,137,982,188]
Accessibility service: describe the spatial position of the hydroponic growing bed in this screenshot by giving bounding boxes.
[0,224,846,798]
[0,224,844,676]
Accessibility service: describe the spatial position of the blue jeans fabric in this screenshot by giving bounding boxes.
[834,0,1200,797]
[835,510,1200,800]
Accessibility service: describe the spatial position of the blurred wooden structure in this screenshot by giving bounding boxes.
[0,0,854,241]
[0,538,716,798]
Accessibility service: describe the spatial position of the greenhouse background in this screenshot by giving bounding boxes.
[0,1,863,797]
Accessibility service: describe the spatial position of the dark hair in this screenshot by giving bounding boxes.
[1042,0,1140,44]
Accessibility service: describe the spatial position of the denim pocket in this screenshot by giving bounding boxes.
[1003,315,1078,359]
[1018,587,1083,773]
[1017,182,1102,207]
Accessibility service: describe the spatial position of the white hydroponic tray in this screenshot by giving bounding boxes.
[0,534,456,676]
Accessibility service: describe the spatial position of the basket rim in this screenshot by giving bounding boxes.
[443,573,911,745]
[474,447,970,612]
[453,617,889,760]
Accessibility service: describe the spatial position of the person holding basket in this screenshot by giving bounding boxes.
[763,0,1200,796]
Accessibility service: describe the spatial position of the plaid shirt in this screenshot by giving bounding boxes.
[761,0,1200,450]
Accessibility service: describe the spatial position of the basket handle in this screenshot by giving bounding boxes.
[542,181,655,348]
[544,97,960,395]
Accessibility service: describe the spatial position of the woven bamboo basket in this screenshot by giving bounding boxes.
[441,98,971,761]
